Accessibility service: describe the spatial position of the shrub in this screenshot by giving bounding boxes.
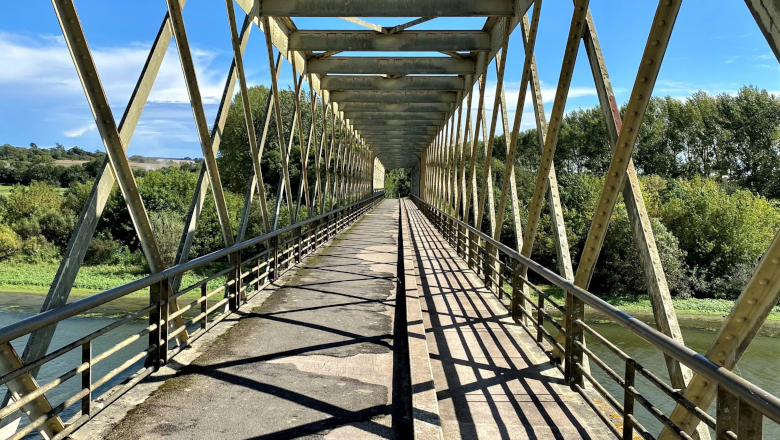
[2,181,61,222]
[591,204,688,297]
[13,216,42,240]
[149,210,184,266]
[15,236,59,264]
[39,209,75,247]
[0,224,21,260]
[661,177,780,297]
[85,237,123,265]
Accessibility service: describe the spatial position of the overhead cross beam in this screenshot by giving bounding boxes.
[344,111,446,120]
[290,30,491,52]
[307,57,476,75]
[339,102,452,112]
[321,75,465,91]
[259,0,516,17]
[330,91,459,103]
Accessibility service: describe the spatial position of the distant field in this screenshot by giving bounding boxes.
[0,184,66,195]
[54,159,180,170]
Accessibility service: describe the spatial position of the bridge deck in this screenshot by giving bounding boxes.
[97,199,606,439]
[404,201,606,440]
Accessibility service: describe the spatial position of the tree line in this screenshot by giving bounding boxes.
[478,85,780,299]
[0,86,346,271]
[0,85,778,301]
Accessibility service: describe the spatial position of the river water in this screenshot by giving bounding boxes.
[0,294,149,439]
[585,322,780,438]
[1,293,778,438]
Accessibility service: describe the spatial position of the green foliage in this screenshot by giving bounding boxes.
[0,224,21,260]
[149,211,185,266]
[385,168,410,198]
[661,177,780,298]
[217,85,319,198]
[590,204,687,297]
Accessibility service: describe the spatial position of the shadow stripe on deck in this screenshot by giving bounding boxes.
[403,199,610,440]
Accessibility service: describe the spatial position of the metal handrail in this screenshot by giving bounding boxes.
[0,193,384,347]
[411,194,780,432]
[0,193,384,440]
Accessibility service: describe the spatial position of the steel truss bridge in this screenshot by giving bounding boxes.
[2,1,780,439]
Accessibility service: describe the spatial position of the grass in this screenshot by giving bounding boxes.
[521,284,780,321]
[54,159,182,170]
[0,261,228,300]
[0,185,66,195]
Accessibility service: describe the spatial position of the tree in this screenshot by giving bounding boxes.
[217,85,322,198]
[719,86,780,198]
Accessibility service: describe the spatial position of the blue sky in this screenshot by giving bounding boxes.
[0,1,777,160]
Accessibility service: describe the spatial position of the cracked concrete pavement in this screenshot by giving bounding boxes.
[104,200,404,440]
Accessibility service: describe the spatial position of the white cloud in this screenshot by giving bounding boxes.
[64,122,96,138]
[0,32,227,106]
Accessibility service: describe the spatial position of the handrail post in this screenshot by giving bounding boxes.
[564,291,584,388]
[161,279,170,364]
[146,278,169,370]
[468,230,476,270]
[717,385,763,440]
[296,226,303,264]
[272,235,279,282]
[230,251,242,311]
[497,256,504,300]
[200,283,208,330]
[536,285,544,343]
[484,241,492,290]
[511,259,523,324]
[81,340,92,418]
[622,362,635,440]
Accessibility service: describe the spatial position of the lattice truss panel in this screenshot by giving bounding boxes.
[418,1,780,440]
[2,0,780,439]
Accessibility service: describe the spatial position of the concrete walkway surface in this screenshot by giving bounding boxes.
[97,199,608,440]
[404,200,608,440]
[105,200,407,440]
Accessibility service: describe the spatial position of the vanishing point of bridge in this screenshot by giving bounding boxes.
[3,1,780,439]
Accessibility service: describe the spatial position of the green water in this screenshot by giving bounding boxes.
[585,321,780,438]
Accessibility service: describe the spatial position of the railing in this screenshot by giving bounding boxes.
[0,193,384,440]
[411,195,780,440]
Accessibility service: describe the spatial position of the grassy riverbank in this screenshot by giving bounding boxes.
[0,261,227,299]
[527,285,780,321]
